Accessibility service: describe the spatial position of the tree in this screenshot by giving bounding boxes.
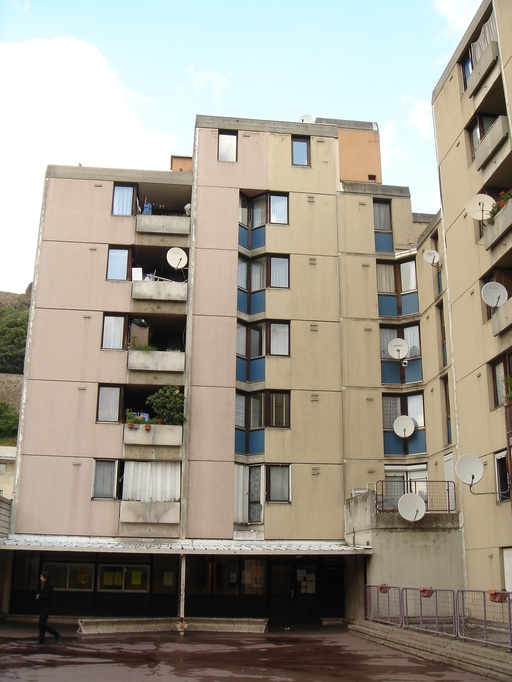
[0,308,29,374]
[0,401,18,438]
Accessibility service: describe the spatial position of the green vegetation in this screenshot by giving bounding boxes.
[0,401,18,441]
[0,308,29,374]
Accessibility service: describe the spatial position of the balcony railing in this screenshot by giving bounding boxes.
[136,214,190,234]
[375,480,456,513]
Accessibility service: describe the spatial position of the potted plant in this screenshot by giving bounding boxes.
[146,385,185,425]
[504,376,512,405]
[488,589,508,603]
[125,409,135,429]
[489,189,512,222]
[419,586,434,598]
[133,343,158,352]
[377,583,389,594]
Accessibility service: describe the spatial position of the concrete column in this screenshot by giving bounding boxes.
[178,554,186,635]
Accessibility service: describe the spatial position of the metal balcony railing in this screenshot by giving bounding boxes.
[375,480,456,513]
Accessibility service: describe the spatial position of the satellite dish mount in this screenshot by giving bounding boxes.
[455,453,510,496]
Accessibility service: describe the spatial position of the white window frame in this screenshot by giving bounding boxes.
[92,459,118,499]
[97,386,121,422]
[107,248,129,281]
[218,131,237,162]
[112,185,134,216]
[102,315,125,350]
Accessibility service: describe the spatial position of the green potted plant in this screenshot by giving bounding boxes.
[146,385,185,425]
[489,189,512,222]
[503,376,512,405]
[125,408,135,429]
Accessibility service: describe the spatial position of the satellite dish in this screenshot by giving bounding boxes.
[299,114,313,123]
[388,338,409,360]
[465,194,494,220]
[398,493,426,522]
[481,282,508,308]
[393,415,415,438]
[423,249,440,265]
[455,454,484,485]
[166,248,188,270]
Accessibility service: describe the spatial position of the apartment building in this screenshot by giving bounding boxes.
[432,0,512,592]
[0,103,473,625]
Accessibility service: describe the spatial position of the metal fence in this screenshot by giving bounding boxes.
[375,480,456,513]
[366,586,512,650]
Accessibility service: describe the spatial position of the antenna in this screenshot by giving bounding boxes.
[398,492,426,522]
[388,338,409,367]
[393,415,415,439]
[423,249,440,266]
[299,114,314,123]
[166,248,188,270]
[481,282,508,311]
[454,453,509,496]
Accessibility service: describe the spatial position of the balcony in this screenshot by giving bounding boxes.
[375,480,456,513]
[466,41,499,98]
[119,500,180,524]
[492,296,512,336]
[128,350,185,373]
[123,424,183,447]
[132,279,187,302]
[136,214,190,235]
[475,116,509,171]
[0,496,11,536]
[485,199,512,251]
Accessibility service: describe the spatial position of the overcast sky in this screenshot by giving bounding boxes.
[0,0,481,294]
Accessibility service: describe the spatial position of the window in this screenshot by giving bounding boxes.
[112,185,135,216]
[235,391,290,454]
[98,564,149,592]
[267,465,290,502]
[292,136,310,166]
[377,260,418,316]
[218,131,237,162]
[97,386,121,422]
[383,393,426,455]
[492,352,512,407]
[442,375,452,445]
[234,464,263,524]
[495,451,510,502]
[93,459,119,499]
[236,322,290,382]
[461,50,473,90]
[122,461,180,502]
[468,115,497,158]
[382,463,427,511]
[102,315,125,350]
[374,201,393,252]
[438,303,447,367]
[239,193,289,249]
[107,248,129,281]
[186,557,266,595]
[42,563,94,591]
[380,324,422,384]
[237,255,289,315]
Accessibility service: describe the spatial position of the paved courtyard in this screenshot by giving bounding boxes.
[0,621,495,681]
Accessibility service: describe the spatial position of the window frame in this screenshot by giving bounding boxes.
[382,392,426,455]
[92,459,122,499]
[377,259,418,317]
[97,564,150,592]
[495,451,510,503]
[269,321,290,356]
[291,136,310,167]
[102,314,127,350]
[468,114,497,159]
[218,130,238,162]
[266,464,291,503]
[107,247,131,281]
[97,385,123,423]
[492,353,512,408]
[112,184,136,216]
[42,562,95,591]
[380,324,422,384]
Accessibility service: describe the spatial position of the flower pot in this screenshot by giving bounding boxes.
[127,422,134,429]
[156,419,165,425]
[378,584,389,594]
[145,423,151,431]
[419,588,434,598]
[488,590,508,603]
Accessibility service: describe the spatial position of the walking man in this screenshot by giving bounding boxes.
[36,571,61,645]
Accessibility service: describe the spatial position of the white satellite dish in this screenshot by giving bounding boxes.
[455,454,484,485]
[299,114,314,123]
[481,282,508,308]
[423,249,440,265]
[388,338,409,360]
[465,194,494,220]
[398,492,426,522]
[393,415,415,438]
[166,248,188,270]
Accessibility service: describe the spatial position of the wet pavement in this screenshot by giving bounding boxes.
[0,621,495,681]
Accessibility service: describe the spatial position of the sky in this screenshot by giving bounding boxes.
[0,0,482,294]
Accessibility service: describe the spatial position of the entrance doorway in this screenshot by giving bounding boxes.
[269,560,318,625]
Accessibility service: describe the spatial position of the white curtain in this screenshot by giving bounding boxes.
[373,202,391,231]
[270,393,289,427]
[237,324,246,357]
[94,460,116,498]
[112,186,134,216]
[252,195,266,228]
[250,393,264,428]
[107,249,128,280]
[238,259,247,289]
[495,362,505,405]
[377,263,395,293]
[269,195,288,224]
[471,12,497,63]
[269,466,289,501]
[235,393,245,427]
[251,259,266,291]
[239,195,248,226]
[400,261,417,293]
[102,316,124,349]
[270,323,289,355]
[408,394,424,428]
[404,325,420,358]
[380,328,396,359]
[234,464,249,524]
[122,461,180,502]
[98,387,120,422]
[270,257,289,287]
[382,396,400,429]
